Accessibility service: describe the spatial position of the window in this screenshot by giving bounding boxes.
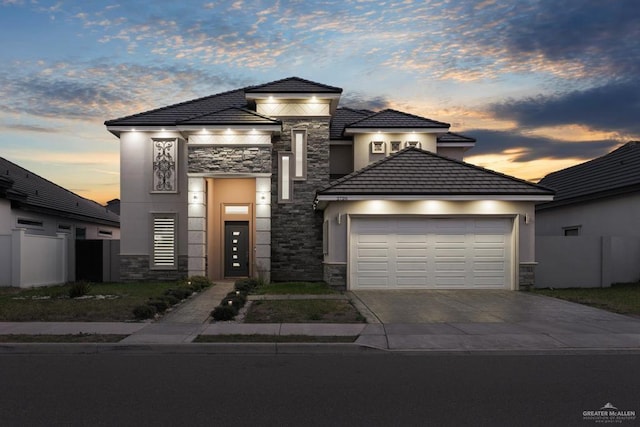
[323,220,329,255]
[17,218,43,229]
[371,141,385,154]
[98,229,113,238]
[152,138,178,193]
[390,141,401,153]
[405,141,421,148]
[152,214,177,269]
[563,226,581,236]
[76,228,86,240]
[278,152,293,203]
[292,129,307,180]
[57,224,71,233]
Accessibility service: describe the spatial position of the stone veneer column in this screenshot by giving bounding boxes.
[271,119,330,281]
[519,262,537,290]
[187,177,206,277]
[255,176,271,282]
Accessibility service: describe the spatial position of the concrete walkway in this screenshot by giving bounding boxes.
[1,286,640,353]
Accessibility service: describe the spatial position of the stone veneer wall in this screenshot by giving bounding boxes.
[519,263,536,290]
[188,146,271,174]
[120,255,188,282]
[271,119,331,281]
[323,263,347,290]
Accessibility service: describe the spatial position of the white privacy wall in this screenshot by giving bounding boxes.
[5,229,68,287]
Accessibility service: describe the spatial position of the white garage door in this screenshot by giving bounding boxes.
[350,217,513,289]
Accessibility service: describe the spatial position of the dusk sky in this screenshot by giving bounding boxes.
[1,0,638,205]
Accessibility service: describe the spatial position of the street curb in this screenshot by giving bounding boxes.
[2,342,639,355]
[0,342,382,355]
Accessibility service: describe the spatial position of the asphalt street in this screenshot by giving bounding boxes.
[1,353,638,426]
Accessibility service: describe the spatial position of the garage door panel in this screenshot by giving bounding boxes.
[351,217,512,290]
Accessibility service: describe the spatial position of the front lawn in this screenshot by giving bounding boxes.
[533,282,640,316]
[194,334,357,343]
[244,300,365,323]
[0,334,127,343]
[0,282,185,322]
[252,281,338,295]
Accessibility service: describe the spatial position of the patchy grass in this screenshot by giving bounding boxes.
[0,334,127,343]
[245,300,365,323]
[0,282,179,322]
[253,282,339,295]
[193,334,357,343]
[534,282,640,316]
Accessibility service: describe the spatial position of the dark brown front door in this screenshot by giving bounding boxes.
[224,221,249,277]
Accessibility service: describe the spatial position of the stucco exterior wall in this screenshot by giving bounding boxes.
[436,147,466,161]
[536,193,640,237]
[353,133,438,170]
[119,131,188,279]
[535,193,640,287]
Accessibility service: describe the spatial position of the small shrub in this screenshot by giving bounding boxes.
[162,294,180,306]
[68,281,91,299]
[147,299,169,313]
[183,276,212,291]
[226,291,247,305]
[211,304,238,321]
[165,288,192,300]
[133,304,156,320]
[235,278,259,293]
[222,295,245,309]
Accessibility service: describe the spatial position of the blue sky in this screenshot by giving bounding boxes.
[1,0,638,204]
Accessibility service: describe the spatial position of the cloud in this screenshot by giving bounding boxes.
[0,123,61,133]
[489,80,640,136]
[0,60,253,121]
[340,92,391,111]
[464,128,619,163]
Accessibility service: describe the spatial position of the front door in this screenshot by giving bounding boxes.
[224,221,250,277]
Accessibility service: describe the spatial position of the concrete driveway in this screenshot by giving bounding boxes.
[351,290,626,324]
[350,290,640,351]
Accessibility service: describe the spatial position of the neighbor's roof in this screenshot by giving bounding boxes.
[537,141,640,209]
[0,157,119,226]
[344,109,450,131]
[316,147,554,201]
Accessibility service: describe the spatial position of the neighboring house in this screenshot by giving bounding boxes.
[0,157,120,287]
[105,77,553,290]
[536,141,640,288]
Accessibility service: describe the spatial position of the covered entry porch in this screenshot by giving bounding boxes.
[187,175,271,282]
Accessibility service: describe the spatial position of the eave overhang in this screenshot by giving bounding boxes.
[314,193,555,210]
[344,127,449,135]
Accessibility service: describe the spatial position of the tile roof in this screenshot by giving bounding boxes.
[316,147,554,197]
[330,107,374,139]
[437,132,476,144]
[245,76,343,94]
[0,157,120,226]
[105,88,248,127]
[178,107,281,126]
[537,141,640,208]
[345,109,450,130]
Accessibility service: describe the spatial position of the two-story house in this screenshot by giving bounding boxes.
[105,77,553,290]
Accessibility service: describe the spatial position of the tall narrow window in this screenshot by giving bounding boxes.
[278,152,293,203]
[152,214,177,269]
[292,129,307,180]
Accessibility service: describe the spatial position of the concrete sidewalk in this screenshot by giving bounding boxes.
[1,285,640,353]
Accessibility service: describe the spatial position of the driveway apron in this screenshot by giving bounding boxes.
[350,290,640,351]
